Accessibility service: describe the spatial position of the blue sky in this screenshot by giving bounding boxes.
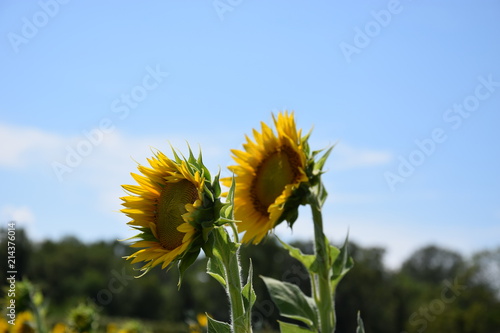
[1,1,499,268]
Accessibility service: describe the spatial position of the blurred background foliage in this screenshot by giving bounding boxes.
[1,226,499,333]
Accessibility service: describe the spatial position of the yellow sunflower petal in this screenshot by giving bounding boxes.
[227,111,309,244]
[120,149,206,273]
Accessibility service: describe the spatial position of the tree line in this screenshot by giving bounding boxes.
[0,227,499,332]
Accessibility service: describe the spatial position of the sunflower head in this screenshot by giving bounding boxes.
[14,312,34,333]
[224,111,332,244]
[121,147,230,279]
[67,303,98,333]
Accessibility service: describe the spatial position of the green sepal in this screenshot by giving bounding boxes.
[201,229,215,257]
[212,171,222,198]
[169,144,182,163]
[356,311,365,333]
[196,149,212,181]
[313,145,334,175]
[187,144,197,163]
[283,206,299,226]
[177,246,201,288]
[207,316,231,333]
[203,183,215,202]
[215,217,239,226]
[278,321,316,333]
[275,183,310,230]
[126,227,157,243]
[260,276,319,331]
[188,205,216,229]
[331,235,354,289]
[276,237,316,271]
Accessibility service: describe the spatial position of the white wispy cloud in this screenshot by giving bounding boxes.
[0,205,37,238]
[3,122,434,268]
[329,143,393,170]
[0,122,62,167]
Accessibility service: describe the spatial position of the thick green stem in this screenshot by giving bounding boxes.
[226,249,247,332]
[310,195,335,333]
[213,227,251,333]
[32,306,46,333]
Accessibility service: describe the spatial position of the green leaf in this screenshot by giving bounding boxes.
[207,227,240,288]
[202,224,215,249]
[278,321,316,333]
[242,260,256,313]
[206,257,226,287]
[233,314,250,333]
[331,235,354,289]
[317,182,328,208]
[261,276,318,331]
[329,244,341,265]
[207,316,231,333]
[309,236,332,275]
[277,237,316,271]
[356,311,365,333]
[212,227,239,263]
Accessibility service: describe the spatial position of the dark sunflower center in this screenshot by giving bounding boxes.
[157,179,198,250]
[251,145,301,215]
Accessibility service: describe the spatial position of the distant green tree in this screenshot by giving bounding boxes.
[2,227,500,333]
[335,243,399,333]
[401,245,464,284]
[0,225,32,283]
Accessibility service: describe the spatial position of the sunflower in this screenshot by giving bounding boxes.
[14,311,34,333]
[224,112,311,244]
[51,323,67,333]
[0,317,9,333]
[121,148,220,275]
